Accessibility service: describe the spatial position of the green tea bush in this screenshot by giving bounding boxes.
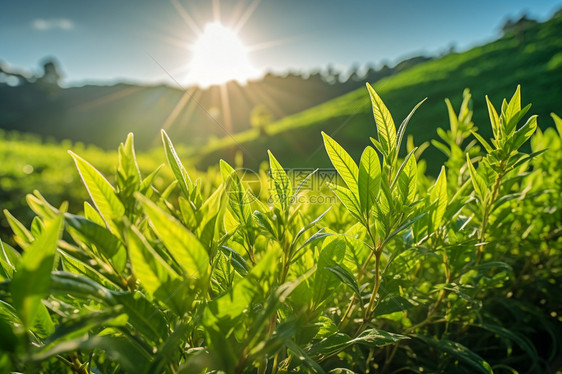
[0,85,560,373]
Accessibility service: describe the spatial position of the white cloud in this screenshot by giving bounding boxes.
[32,18,74,31]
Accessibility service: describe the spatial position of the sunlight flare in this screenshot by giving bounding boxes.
[187,22,258,87]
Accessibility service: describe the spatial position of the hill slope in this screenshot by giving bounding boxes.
[197,13,562,173]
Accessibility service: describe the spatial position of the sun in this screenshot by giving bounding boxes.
[187,22,258,87]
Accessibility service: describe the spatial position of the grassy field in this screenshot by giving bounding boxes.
[0,131,199,243]
[197,12,562,175]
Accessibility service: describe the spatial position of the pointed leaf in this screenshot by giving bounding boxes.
[509,115,537,152]
[430,166,447,229]
[162,129,192,198]
[69,151,124,233]
[11,215,63,329]
[268,150,292,210]
[366,83,396,157]
[322,132,359,194]
[358,146,381,214]
[136,193,209,279]
[326,264,360,297]
[466,155,487,204]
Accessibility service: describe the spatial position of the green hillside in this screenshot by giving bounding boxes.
[197,12,562,174]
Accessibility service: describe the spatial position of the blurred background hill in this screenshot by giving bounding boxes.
[0,54,432,150]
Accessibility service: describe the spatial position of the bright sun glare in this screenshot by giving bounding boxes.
[188,22,258,87]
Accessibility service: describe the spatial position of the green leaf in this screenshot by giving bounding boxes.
[136,193,209,280]
[3,209,34,249]
[268,150,292,210]
[292,207,331,246]
[327,183,363,223]
[366,83,396,157]
[0,318,18,353]
[220,160,252,225]
[112,292,169,344]
[69,151,125,234]
[351,328,409,347]
[322,132,359,195]
[416,335,492,373]
[358,146,381,215]
[253,210,277,239]
[486,95,500,139]
[503,85,521,134]
[552,112,562,135]
[220,245,250,276]
[44,306,125,345]
[65,213,125,267]
[32,335,151,373]
[84,201,106,226]
[287,339,327,374]
[389,147,417,191]
[326,264,360,297]
[32,302,55,339]
[291,168,318,202]
[203,245,281,337]
[445,98,458,136]
[382,213,425,247]
[509,115,537,152]
[162,129,192,198]
[0,239,18,279]
[396,154,417,205]
[50,271,116,304]
[313,238,347,305]
[430,166,447,230]
[127,225,179,297]
[396,98,426,156]
[466,155,487,204]
[474,323,539,370]
[471,131,494,153]
[310,329,408,357]
[140,164,164,195]
[117,133,142,212]
[11,215,63,329]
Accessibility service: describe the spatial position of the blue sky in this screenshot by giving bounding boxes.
[1,0,561,87]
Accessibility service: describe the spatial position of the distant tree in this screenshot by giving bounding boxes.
[250,104,272,137]
[37,58,62,86]
[347,63,362,82]
[501,14,537,44]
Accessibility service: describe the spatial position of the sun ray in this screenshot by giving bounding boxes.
[151,32,196,50]
[162,88,193,131]
[219,83,233,134]
[212,0,221,23]
[243,81,287,119]
[75,86,143,112]
[246,33,312,52]
[232,0,261,34]
[170,0,202,36]
[175,88,203,132]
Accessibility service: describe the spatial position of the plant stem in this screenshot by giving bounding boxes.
[363,251,382,324]
[338,250,375,329]
[476,170,504,264]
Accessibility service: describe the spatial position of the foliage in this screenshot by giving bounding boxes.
[0,85,561,373]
